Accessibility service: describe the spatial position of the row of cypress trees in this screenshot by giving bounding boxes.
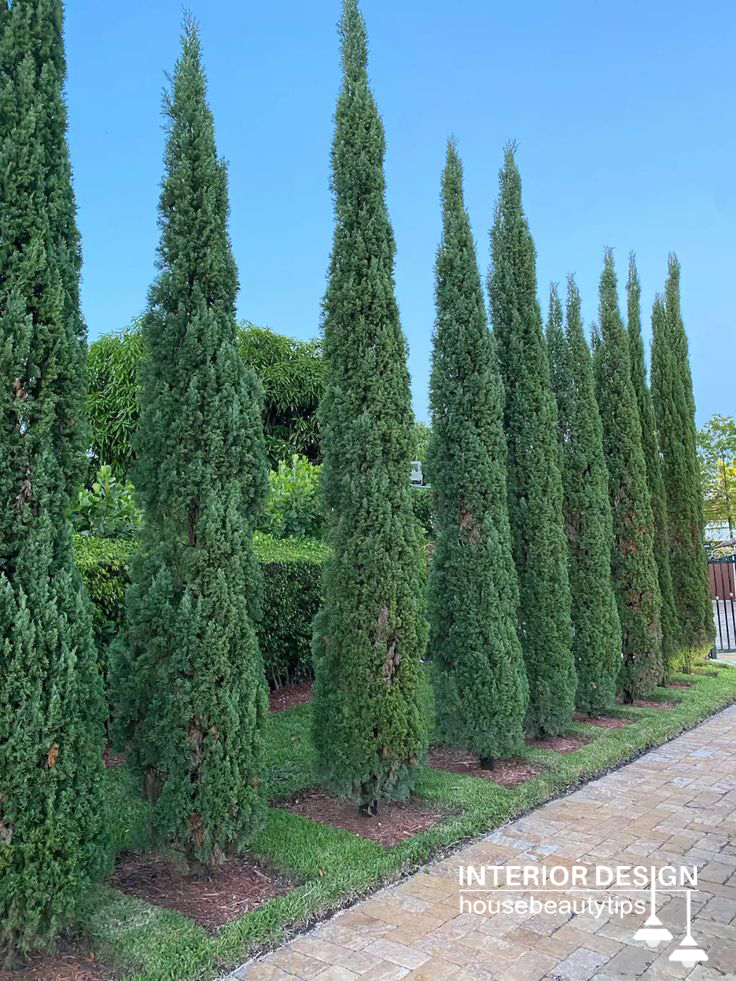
[0,0,713,961]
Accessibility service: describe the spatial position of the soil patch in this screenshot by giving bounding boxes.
[269,680,313,713]
[0,948,114,981]
[527,733,591,754]
[279,789,447,845]
[428,746,541,788]
[666,682,693,690]
[617,696,678,710]
[107,851,293,932]
[103,746,128,769]
[573,713,631,730]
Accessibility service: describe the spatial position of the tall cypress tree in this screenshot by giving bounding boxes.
[651,258,713,659]
[488,147,575,738]
[594,250,662,700]
[547,279,621,715]
[312,0,427,814]
[120,22,268,865]
[626,255,678,676]
[427,142,527,765]
[0,0,106,963]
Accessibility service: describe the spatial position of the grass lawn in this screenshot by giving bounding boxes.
[85,663,736,981]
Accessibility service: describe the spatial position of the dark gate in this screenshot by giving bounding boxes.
[709,556,736,652]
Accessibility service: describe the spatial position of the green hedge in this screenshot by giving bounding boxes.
[73,534,327,690]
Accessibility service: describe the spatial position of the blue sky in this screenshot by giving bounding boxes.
[65,0,735,425]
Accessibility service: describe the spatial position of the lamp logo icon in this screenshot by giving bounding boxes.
[633,875,707,966]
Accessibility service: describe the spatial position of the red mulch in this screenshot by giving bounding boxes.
[573,713,631,730]
[527,733,590,754]
[269,680,314,713]
[107,851,293,932]
[279,788,447,845]
[0,950,114,980]
[428,746,541,788]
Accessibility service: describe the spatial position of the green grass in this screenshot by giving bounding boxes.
[84,663,736,981]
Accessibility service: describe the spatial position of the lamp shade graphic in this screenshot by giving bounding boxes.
[669,890,708,966]
[634,874,672,947]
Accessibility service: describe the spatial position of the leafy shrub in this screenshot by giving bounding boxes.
[412,485,434,539]
[86,323,324,476]
[259,454,323,540]
[72,465,141,539]
[74,533,327,691]
[87,326,144,477]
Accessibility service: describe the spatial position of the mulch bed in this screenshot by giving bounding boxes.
[666,681,693,690]
[107,851,293,932]
[428,746,541,788]
[573,713,630,730]
[527,733,591,754]
[269,680,314,713]
[102,746,128,769]
[279,788,447,846]
[0,949,114,980]
[617,696,678,710]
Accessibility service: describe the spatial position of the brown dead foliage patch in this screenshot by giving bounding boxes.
[268,680,314,713]
[573,713,631,730]
[428,746,541,788]
[107,851,293,932]
[279,788,447,845]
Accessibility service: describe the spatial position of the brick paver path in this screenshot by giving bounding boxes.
[231,705,736,980]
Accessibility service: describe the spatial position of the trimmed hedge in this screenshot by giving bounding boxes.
[73,534,327,690]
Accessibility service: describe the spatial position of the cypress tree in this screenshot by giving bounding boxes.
[651,258,713,660]
[593,250,662,700]
[120,21,268,865]
[488,147,575,738]
[626,255,678,677]
[547,279,621,715]
[0,0,106,962]
[312,0,427,814]
[427,142,527,765]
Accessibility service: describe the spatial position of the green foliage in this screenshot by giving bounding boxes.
[312,0,428,810]
[0,0,107,961]
[238,325,324,465]
[698,414,736,536]
[627,256,678,677]
[488,147,575,738]
[119,23,269,865]
[259,455,322,540]
[593,250,662,700]
[73,535,135,660]
[86,326,144,478]
[427,142,527,762]
[412,421,431,462]
[652,256,714,654]
[411,486,434,539]
[71,465,141,539]
[253,534,328,687]
[547,279,621,715]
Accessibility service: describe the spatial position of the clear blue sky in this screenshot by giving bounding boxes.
[65,0,735,426]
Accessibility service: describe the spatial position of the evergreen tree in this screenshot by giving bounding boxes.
[651,258,714,658]
[488,147,575,738]
[0,0,106,963]
[312,0,427,813]
[427,142,527,765]
[547,279,621,715]
[593,250,662,699]
[626,255,678,676]
[120,22,268,865]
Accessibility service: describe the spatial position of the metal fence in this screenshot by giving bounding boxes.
[709,557,736,652]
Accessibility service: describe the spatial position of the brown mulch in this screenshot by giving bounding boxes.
[666,681,693,690]
[102,746,128,769]
[279,788,447,846]
[107,851,293,932]
[617,696,678,710]
[0,949,114,980]
[573,713,631,730]
[527,733,591,754]
[269,680,314,713]
[428,746,541,788]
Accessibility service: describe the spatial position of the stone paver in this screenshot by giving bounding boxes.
[229,705,736,979]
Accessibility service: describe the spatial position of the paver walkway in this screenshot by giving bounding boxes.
[231,705,736,980]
